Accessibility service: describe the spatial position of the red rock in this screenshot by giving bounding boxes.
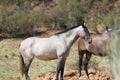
[89,76,95,80]
[52,76,56,80]
[33,69,113,80]
[38,73,45,78]
[79,75,88,80]
[94,76,99,80]
[43,76,51,80]
[69,76,79,80]
[64,70,76,77]
[88,68,97,75]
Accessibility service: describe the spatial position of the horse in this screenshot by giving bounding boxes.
[19,24,92,80]
[78,27,112,78]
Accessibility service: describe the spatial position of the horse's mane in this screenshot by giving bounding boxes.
[55,25,83,35]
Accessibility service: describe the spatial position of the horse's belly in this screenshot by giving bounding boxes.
[33,43,58,60]
[91,50,107,56]
[35,55,57,60]
[89,44,107,56]
[35,50,57,60]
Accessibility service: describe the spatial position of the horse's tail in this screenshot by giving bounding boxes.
[19,54,24,77]
[19,44,25,78]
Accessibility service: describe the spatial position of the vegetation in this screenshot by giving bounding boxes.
[0,0,120,37]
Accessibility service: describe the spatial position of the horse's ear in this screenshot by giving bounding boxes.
[84,22,85,25]
[82,22,88,28]
[105,26,112,32]
[106,26,109,31]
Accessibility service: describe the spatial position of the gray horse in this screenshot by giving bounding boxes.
[19,24,92,80]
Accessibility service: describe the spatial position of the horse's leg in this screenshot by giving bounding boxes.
[83,51,91,78]
[23,58,33,80]
[60,61,65,80]
[78,50,84,77]
[21,54,33,80]
[56,57,66,80]
[56,63,61,80]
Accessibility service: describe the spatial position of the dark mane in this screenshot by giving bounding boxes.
[55,25,82,35]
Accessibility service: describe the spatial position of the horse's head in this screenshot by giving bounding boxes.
[78,24,92,44]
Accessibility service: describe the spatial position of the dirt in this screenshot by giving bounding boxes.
[34,68,113,80]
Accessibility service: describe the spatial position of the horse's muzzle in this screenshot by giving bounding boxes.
[84,36,92,44]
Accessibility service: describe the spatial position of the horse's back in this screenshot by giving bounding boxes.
[20,37,59,60]
[20,37,55,48]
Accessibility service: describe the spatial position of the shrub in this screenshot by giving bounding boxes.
[48,0,86,29]
[103,11,120,29]
[0,0,120,37]
[1,10,35,37]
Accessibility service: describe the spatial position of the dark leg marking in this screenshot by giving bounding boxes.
[23,58,33,80]
[78,50,84,77]
[83,51,91,78]
[56,58,66,80]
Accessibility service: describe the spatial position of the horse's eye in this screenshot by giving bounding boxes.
[85,36,88,40]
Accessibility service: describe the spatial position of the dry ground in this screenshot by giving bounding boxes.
[34,68,112,80]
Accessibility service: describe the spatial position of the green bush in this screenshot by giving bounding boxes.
[1,10,35,37]
[48,0,86,29]
[0,0,120,37]
[103,11,120,28]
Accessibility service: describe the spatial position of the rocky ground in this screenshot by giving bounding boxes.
[34,68,113,80]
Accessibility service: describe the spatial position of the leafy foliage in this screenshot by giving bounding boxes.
[0,0,120,37]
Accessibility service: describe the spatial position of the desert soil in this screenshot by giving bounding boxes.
[34,68,113,80]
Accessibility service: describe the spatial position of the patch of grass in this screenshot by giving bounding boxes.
[89,56,110,71]
[0,39,21,80]
[66,44,79,70]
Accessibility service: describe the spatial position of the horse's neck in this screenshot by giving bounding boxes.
[61,29,79,48]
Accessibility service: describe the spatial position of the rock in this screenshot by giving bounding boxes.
[79,75,88,80]
[52,76,56,80]
[43,76,51,80]
[69,76,79,80]
[64,70,76,77]
[94,76,99,80]
[88,68,97,75]
[89,74,94,78]
[89,76,95,80]
[33,68,113,80]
